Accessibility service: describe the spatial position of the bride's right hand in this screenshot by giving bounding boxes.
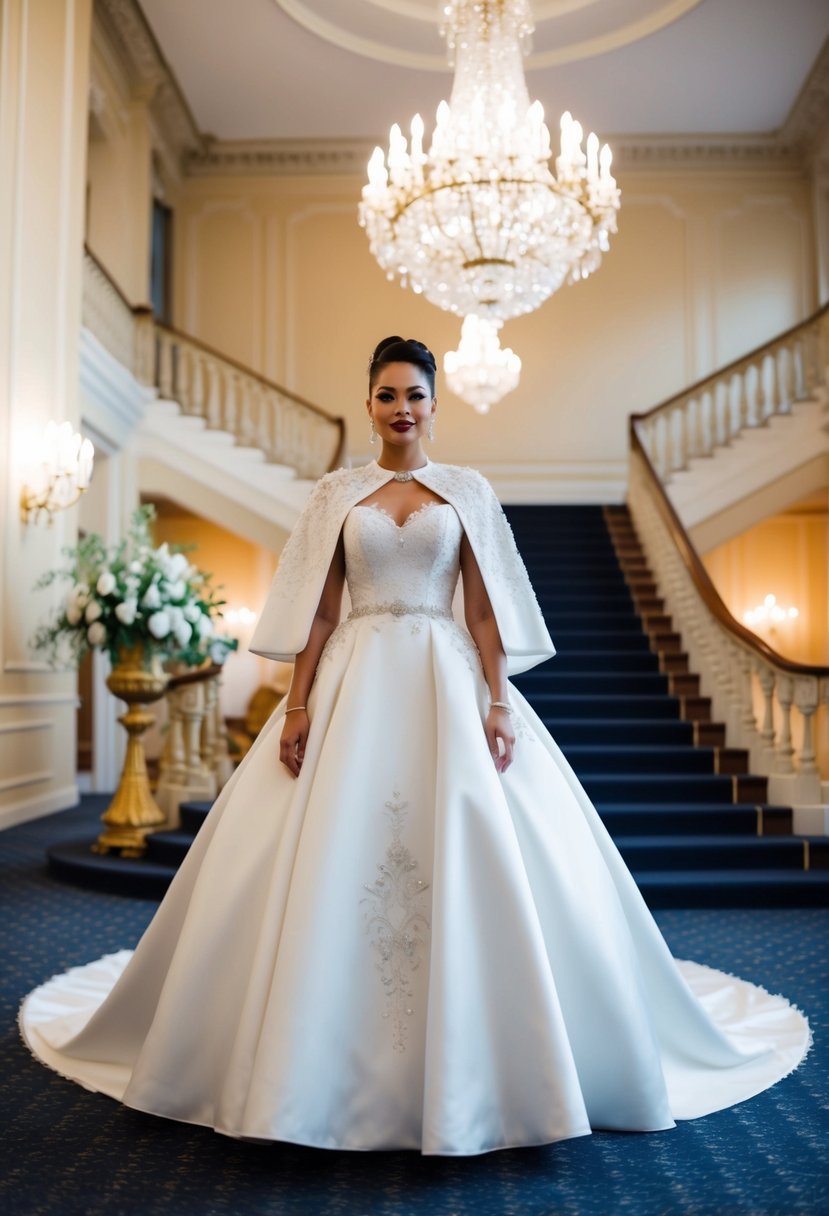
[279,710,310,778]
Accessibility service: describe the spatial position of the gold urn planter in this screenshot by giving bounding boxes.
[93,642,170,858]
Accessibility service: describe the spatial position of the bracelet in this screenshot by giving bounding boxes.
[285,705,307,713]
[490,701,512,713]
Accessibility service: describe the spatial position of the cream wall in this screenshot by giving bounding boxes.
[85,25,156,305]
[172,169,816,476]
[0,0,93,829]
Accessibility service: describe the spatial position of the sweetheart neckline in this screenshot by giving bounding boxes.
[351,501,453,531]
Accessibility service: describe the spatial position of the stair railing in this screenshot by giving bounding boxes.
[82,245,346,480]
[627,304,829,810]
[634,302,829,483]
[155,664,233,829]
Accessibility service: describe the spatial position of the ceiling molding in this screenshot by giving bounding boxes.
[185,133,808,179]
[95,0,203,170]
[272,0,705,72]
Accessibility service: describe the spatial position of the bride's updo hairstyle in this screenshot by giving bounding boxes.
[368,336,437,396]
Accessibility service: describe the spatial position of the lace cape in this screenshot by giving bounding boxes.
[248,460,555,676]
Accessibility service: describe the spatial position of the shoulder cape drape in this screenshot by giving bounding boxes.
[248,459,555,677]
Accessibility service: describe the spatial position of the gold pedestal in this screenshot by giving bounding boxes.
[93,643,169,858]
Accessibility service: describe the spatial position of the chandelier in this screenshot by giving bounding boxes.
[444,316,521,413]
[358,0,620,328]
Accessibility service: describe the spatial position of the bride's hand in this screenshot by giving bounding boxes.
[485,706,515,773]
[280,710,310,778]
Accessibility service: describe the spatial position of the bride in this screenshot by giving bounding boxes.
[19,336,809,1156]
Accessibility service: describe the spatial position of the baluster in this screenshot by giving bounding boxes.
[756,663,776,761]
[794,678,820,776]
[191,353,205,419]
[677,405,689,470]
[775,675,795,773]
[738,367,750,430]
[754,359,767,425]
[768,349,782,418]
[157,331,174,397]
[784,343,797,412]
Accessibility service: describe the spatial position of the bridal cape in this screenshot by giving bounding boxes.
[19,461,810,1156]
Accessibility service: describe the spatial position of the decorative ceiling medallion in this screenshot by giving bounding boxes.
[273,0,705,71]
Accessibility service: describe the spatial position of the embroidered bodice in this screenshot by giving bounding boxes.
[343,502,462,614]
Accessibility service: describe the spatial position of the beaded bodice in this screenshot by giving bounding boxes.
[343,502,462,614]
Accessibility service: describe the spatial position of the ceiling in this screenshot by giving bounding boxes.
[137,0,829,144]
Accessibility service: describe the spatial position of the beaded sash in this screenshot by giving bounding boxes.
[347,600,453,622]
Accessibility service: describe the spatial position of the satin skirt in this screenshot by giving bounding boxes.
[19,612,810,1155]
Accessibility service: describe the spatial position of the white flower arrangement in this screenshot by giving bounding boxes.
[32,505,238,669]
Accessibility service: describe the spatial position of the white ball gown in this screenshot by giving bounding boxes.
[19,487,810,1156]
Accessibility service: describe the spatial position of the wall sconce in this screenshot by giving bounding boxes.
[20,421,95,525]
[743,594,799,630]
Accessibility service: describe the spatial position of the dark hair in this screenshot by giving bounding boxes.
[368,336,437,396]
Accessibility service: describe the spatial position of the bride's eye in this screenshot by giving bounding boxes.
[377,392,394,402]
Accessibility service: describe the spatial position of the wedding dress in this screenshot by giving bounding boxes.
[19,490,810,1156]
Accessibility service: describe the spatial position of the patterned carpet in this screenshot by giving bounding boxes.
[2,800,827,1216]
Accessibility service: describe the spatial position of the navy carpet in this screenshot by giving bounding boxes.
[2,800,827,1216]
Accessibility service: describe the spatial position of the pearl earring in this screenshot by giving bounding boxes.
[428,416,435,442]
[369,417,377,444]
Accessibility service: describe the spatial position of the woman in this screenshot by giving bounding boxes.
[20,337,809,1157]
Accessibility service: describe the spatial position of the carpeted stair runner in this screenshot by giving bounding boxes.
[47,503,829,907]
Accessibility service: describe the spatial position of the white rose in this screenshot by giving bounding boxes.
[96,570,116,597]
[165,579,186,602]
[148,611,171,639]
[85,599,102,623]
[169,553,189,579]
[72,582,90,610]
[197,614,214,638]
[142,583,161,610]
[173,620,193,648]
[183,602,201,624]
[115,599,138,626]
[129,560,143,575]
[65,593,82,626]
[87,621,106,647]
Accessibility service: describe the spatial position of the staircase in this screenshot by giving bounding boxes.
[506,502,829,908]
[48,501,829,906]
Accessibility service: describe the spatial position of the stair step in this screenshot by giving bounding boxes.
[515,672,670,695]
[550,631,652,650]
[583,773,736,804]
[632,869,829,909]
[561,744,718,775]
[541,650,661,673]
[530,694,681,719]
[614,834,810,871]
[595,803,792,834]
[545,718,694,745]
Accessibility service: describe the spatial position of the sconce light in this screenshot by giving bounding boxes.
[743,594,799,629]
[20,421,95,525]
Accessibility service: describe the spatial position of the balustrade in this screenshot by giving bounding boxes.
[82,246,346,481]
[633,310,827,484]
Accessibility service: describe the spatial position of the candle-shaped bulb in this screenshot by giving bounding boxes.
[586,132,599,182]
[599,143,613,179]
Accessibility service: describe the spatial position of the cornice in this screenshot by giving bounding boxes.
[779,36,829,160]
[94,0,202,169]
[184,133,808,179]
[186,138,377,178]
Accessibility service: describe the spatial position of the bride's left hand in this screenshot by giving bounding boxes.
[485,707,515,773]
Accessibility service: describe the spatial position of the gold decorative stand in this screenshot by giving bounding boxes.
[93,644,170,858]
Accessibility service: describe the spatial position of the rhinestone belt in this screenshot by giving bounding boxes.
[347,600,453,622]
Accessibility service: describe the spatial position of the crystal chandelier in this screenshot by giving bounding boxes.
[358,0,620,325]
[444,316,521,413]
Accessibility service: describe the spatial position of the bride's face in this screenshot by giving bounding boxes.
[367,362,436,447]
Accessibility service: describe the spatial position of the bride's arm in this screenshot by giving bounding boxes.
[279,532,346,777]
[459,532,515,773]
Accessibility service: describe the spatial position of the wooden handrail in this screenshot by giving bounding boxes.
[629,414,829,679]
[632,299,829,423]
